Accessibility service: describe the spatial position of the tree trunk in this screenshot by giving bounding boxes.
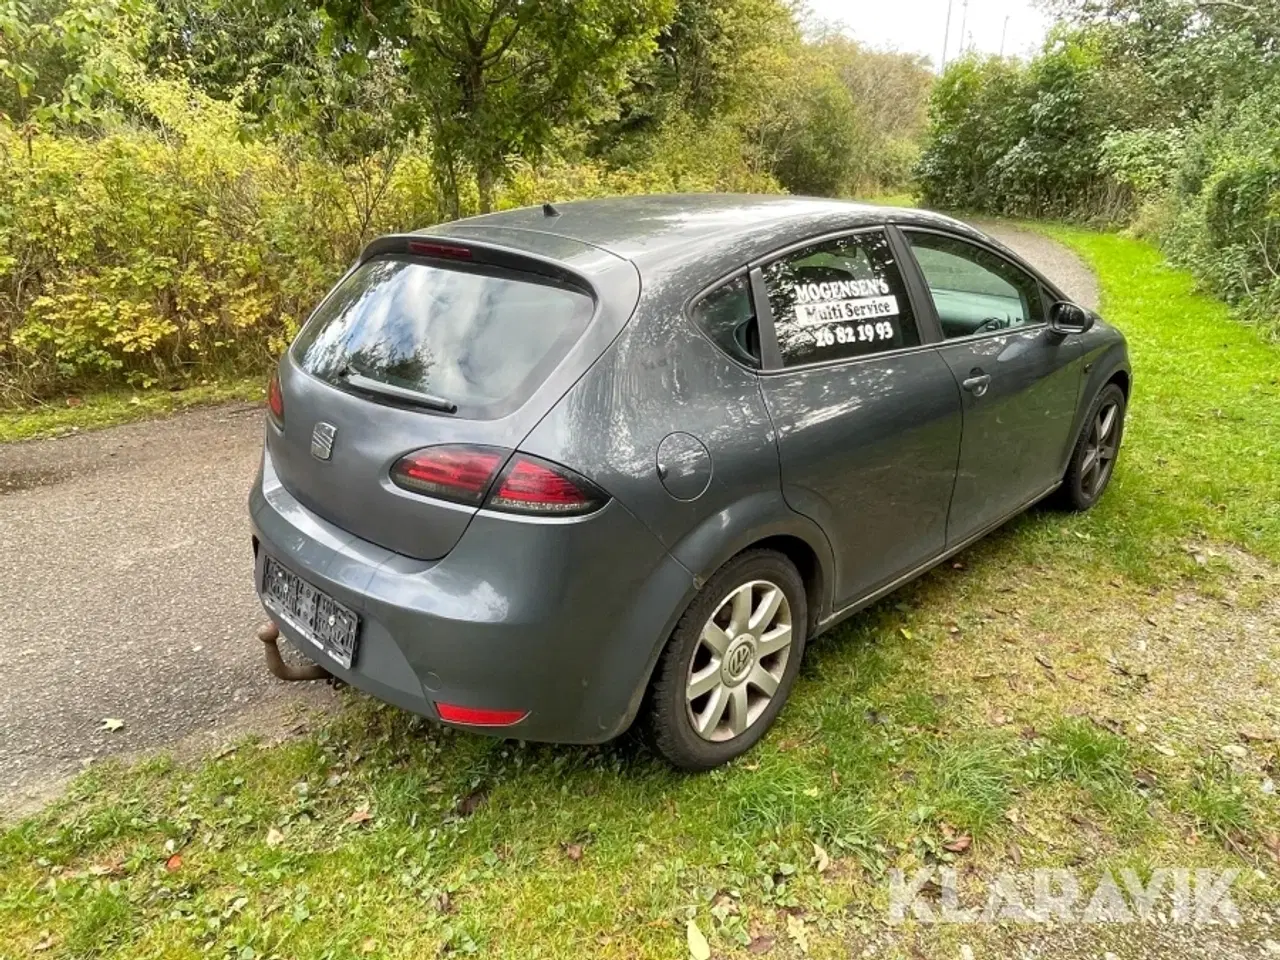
[477,164,496,214]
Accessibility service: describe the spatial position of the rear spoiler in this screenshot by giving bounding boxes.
[357,233,595,297]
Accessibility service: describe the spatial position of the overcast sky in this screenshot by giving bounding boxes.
[805,0,1055,66]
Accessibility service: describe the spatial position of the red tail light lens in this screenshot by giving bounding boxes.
[390,445,505,506]
[266,371,284,426]
[487,455,607,516]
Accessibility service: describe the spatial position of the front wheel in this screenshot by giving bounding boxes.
[644,549,807,770]
[1058,382,1126,511]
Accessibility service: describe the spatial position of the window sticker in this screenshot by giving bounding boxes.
[762,229,921,366]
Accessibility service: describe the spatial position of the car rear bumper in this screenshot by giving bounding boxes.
[248,445,695,743]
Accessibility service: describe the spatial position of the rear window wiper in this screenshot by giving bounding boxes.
[338,369,458,414]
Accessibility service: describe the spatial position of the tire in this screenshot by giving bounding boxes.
[644,549,807,770]
[1057,382,1126,511]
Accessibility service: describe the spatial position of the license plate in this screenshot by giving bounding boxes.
[262,557,360,668]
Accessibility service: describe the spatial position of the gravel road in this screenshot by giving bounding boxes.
[0,224,1099,815]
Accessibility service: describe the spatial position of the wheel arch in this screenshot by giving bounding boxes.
[1107,367,1131,398]
[1059,345,1131,476]
[615,497,837,737]
[667,491,837,632]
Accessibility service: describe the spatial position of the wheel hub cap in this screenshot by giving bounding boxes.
[685,579,794,743]
[721,637,756,685]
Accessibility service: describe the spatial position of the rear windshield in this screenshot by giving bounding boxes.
[292,256,594,418]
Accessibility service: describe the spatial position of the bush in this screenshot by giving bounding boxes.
[0,98,443,402]
[0,86,786,404]
[1158,78,1280,341]
[916,14,1280,341]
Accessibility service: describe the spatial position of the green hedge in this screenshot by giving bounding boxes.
[0,106,780,405]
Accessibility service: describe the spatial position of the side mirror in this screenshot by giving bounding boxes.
[1049,301,1095,336]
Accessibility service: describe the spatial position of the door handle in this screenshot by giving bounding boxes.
[962,373,991,397]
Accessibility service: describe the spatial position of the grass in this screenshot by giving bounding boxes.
[2,230,1279,959]
[0,377,264,443]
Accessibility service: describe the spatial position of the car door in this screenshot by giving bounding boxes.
[900,229,1083,544]
[754,227,963,610]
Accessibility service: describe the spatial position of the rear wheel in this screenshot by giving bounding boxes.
[1058,383,1126,511]
[645,550,807,770]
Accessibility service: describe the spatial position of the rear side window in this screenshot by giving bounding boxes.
[292,256,593,418]
[761,229,920,367]
[690,275,761,368]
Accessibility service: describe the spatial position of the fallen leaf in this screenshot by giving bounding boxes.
[345,807,374,827]
[812,842,830,873]
[943,834,972,853]
[1240,728,1277,743]
[686,919,711,960]
[99,718,125,732]
[1262,834,1280,865]
[748,934,776,955]
[33,932,55,952]
[1034,653,1054,671]
[785,914,808,954]
[435,891,453,914]
[1008,841,1022,866]
[456,787,488,817]
[360,938,378,954]
[164,854,183,872]
[265,827,284,848]
[563,842,584,862]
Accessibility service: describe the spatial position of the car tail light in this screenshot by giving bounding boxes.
[390,445,506,506]
[267,371,284,426]
[486,454,607,516]
[435,702,528,726]
[391,447,608,516]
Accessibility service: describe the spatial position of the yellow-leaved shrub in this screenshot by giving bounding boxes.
[0,80,781,404]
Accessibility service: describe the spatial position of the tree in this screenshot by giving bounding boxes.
[319,0,672,217]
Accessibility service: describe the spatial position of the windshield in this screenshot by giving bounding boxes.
[292,256,594,418]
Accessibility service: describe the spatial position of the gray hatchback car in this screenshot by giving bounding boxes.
[250,194,1130,769]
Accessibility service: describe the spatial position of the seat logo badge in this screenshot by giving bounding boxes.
[311,422,337,461]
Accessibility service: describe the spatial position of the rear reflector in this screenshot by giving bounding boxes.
[435,702,529,726]
[487,455,607,516]
[390,445,505,506]
[267,371,284,426]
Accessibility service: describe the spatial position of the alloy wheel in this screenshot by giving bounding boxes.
[1080,399,1120,498]
[685,579,793,742]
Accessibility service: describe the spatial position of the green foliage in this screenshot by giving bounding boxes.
[0,0,934,403]
[318,0,673,215]
[918,1,1280,338]
[0,78,442,400]
[917,36,1128,218]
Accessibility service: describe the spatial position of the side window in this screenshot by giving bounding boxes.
[691,275,761,367]
[905,231,1045,340]
[761,229,921,367]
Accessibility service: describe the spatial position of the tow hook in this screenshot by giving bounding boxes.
[258,620,330,682]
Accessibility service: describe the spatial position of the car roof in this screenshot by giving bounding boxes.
[437,194,973,258]
[420,194,1050,298]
